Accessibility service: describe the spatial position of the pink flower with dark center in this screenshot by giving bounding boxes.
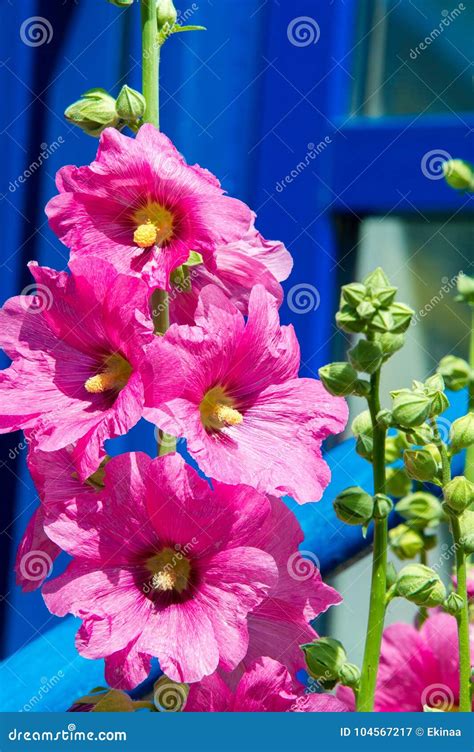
[42,452,279,687]
[337,613,474,711]
[46,125,252,290]
[145,284,348,503]
[0,258,180,480]
[184,656,348,712]
[169,217,293,324]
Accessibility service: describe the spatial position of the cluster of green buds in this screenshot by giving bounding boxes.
[65,86,146,137]
[442,159,474,193]
[302,638,360,692]
[319,268,413,399]
[333,487,393,528]
[391,374,449,432]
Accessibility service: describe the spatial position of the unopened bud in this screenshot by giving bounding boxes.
[338,663,360,689]
[65,88,118,137]
[391,391,432,427]
[319,362,358,396]
[450,413,474,453]
[387,302,414,333]
[302,638,347,682]
[389,524,425,560]
[444,592,464,616]
[377,332,405,361]
[157,0,178,32]
[404,447,439,482]
[455,274,474,306]
[396,563,446,607]
[115,85,146,124]
[333,487,374,526]
[348,340,383,374]
[385,467,411,498]
[438,355,471,392]
[336,306,366,334]
[373,493,393,519]
[395,492,443,527]
[340,283,366,308]
[443,476,474,515]
[364,267,390,292]
[107,0,134,6]
[442,159,474,192]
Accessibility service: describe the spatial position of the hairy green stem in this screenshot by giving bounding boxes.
[357,367,388,711]
[430,418,471,712]
[141,0,174,453]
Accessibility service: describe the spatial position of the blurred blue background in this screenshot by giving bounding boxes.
[0,0,472,710]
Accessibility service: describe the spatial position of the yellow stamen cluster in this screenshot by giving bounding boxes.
[146,548,191,594]
[200,385,243,431]
[84,354,132,395]
[132,202,174,248]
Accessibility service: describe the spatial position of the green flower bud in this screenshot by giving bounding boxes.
[373,493,393,519]
[348,340,383,374]
[340,283,366,308]
[302,638,347,682]
[385,467,412,498]
[443,476,474,515]
[65,88,118,137]
[353,379,371,398]
[444,592,464,616]
[377,332,405,361]
[115,85,146,124]
[318,362,358,396]
[107,0,134,6]
[336,306,366,334]
[438,355,471,391]
[428,391,450,418]
[424,373,445,393]
[396,563,446,607]
[442,159,474,192]
[374,286,398,308]
[364,267,391,293]
[388,302,414,333]
[404,447,439,482]
[333,487,374,526]
[389,524,425,560]
[370,308,394,333]
[450,413,474,453]
[391,391,432,428]
[156,0,178,32]
[356,300,376,320]
[338,663,360,689]
[351,411,372,437]
[395,492,443,527]
[455,274,474,306]
[377,409,393,429]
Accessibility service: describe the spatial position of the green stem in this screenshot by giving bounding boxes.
[141,0,174,454]
[357,367,388,712]
[430,418,471,711]
[466,306,474,482]
[451,515,472,712]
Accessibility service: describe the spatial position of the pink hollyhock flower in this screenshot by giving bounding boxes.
[337,613,474,711]
[183,656,348,712]
[169,216,293,324]
[15,442,103,592]
[244,495,341,673]
[145,284,348,504]
[42,452,280,687]
[0,258,179,480]
[46,125,252,290]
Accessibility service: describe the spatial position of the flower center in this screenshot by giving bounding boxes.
[132,202,174,248]
[84,354,132,394]
[146,547,191,594]
[199,385,243,431]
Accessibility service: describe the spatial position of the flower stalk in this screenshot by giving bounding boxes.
[357,365,388,712]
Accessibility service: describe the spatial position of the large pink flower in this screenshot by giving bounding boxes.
[0,258,179,479]
[184,656,348,712]
[337,613,474,711]
[169,216,293,324]
[145,284,348,503]
[42,452,280,687]
[46,125,252,290]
